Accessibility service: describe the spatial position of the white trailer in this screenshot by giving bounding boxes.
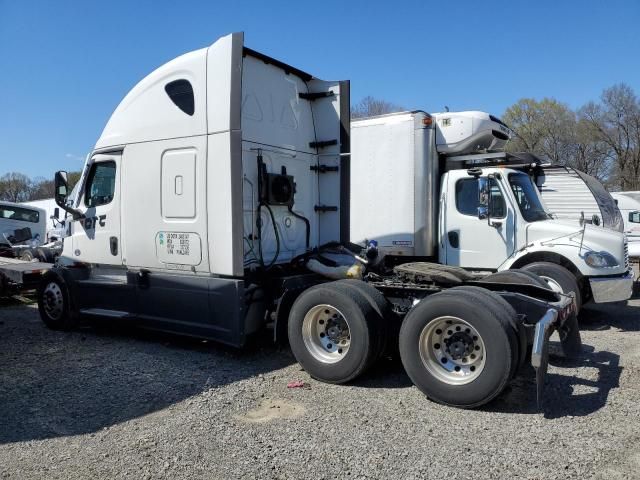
[351,111,633,308]
[40,33,579,409]
[532,165,623,232]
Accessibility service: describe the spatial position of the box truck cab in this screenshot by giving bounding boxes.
[350,111,633,308]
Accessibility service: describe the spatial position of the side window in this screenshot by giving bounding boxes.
[165,79,195,116]
[85,161,116,207]
[455,178,506,218]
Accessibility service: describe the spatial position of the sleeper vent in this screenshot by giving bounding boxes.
[165,79,195,116]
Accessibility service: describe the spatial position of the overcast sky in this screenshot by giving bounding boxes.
[1,0,639,178]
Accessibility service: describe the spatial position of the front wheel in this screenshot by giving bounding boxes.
[399,291,516,408]
[37,275,76,330]
[520,262,582,311]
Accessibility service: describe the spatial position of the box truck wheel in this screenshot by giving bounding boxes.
[441,286,525,376]
[521,262,582,311]
[37,274,77,330]
[288,284,381,384]
[399,292,516,408]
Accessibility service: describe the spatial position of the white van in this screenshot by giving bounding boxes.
[0,201,47,246]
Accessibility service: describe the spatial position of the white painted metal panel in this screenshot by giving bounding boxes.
[206,33,243,134]
[120,136,209,272]
[208,131,243,276]
[241,56,316,154]
[161,149,196,219]
[350,114,416,254]
[307,79,343,245]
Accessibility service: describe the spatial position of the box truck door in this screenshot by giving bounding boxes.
[71,153,122,266]
[443,173,515,269]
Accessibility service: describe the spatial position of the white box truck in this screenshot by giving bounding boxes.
[40,33,579,408]
[351,111,633,309]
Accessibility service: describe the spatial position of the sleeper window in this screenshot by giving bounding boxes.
[85,161,116,207]
[165,79,195,116]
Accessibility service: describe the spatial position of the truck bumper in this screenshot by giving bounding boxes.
[589,270,635,303]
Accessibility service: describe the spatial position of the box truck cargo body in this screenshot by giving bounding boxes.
[39,34,580,409]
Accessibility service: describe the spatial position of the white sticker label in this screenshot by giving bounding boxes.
[155,232,202,266]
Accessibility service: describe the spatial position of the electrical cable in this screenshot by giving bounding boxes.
[287,205,310,249]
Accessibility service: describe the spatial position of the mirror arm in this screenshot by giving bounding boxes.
[54,197,84,220]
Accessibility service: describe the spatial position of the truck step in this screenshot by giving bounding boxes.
[79,308,132,318]
[77,275,129,287]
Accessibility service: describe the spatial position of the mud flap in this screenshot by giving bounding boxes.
[559,312,582,358]
[531,309,557,409]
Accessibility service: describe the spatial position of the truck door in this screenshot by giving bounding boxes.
[71,153,122,266]
[442,172,515,269]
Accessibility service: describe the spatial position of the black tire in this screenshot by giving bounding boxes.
[483,270,550,289]
[521,262,582,311]
[37,274,77,330]
[331,279,392,357]
[439,286,523,377]
[288,284,381,384]
[399,292,516,408]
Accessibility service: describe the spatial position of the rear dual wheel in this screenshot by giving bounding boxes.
[287,282,385,384]
[399,289,518,408]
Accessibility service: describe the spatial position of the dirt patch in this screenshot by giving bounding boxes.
[235,399,305,424]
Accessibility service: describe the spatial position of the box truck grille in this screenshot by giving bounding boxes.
[623,235,629,269]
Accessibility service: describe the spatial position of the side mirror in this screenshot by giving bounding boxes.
[53,207,60,220]
[630,211,640,224]
[54,171,69,207]
[592,214,601,226]
[477,177,489,220]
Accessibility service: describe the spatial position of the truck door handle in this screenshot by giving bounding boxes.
[110,236,118,255]
[490,221,503,228]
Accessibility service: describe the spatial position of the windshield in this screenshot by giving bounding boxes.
[508,173,550,222]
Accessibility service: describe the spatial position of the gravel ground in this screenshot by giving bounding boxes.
[1,288,639,480]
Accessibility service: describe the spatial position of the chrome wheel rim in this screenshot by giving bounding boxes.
[419,316,486,385]
[539,275,563,294]
[43,282,64,320]
[302,304,351,364]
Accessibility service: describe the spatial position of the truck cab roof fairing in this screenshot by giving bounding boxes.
[95,33,243,149]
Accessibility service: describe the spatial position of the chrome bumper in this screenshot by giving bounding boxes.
[589,270,635,303]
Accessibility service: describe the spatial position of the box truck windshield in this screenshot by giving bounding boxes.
[508,173,550,222]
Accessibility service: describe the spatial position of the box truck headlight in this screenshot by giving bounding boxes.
[584,251,619,268]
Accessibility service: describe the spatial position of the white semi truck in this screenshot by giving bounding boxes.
[350,111,633,309]
[40,33,579,409]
